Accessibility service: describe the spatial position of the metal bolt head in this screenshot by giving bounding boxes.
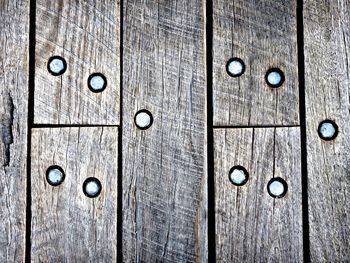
[83,177,102,198]
[267,177,288,198]
[46,166,65,186]
[47,56,67,76]
[265,68,285,88]
[88,73,107,93]
[134,110,153,130]
[318,120,338,141]
[229,166,249,186]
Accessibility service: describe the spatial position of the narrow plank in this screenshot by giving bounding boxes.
[212,0,299,126]
[31,127,118,261]
[122,0,207,261]
[214,127,303,262]
[34,0,120,124]
[304,1,350,261]
[0,0,28,261]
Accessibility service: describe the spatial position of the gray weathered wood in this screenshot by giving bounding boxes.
[122,0,207,261]
[31,127,118,262]
[34,0,120,124]
[213,0,299,126]
[214,127,303,262]
[304,1,350,261]
[0,0,28,261]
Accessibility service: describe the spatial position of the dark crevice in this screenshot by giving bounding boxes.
[213,125,300,129]
[297,0,311,262]
[206,0,215,261]
[26,0,36,261]
[1,93,14,167]
[32,124,119,128]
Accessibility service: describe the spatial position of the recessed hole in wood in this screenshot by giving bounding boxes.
[46,165,65,186]
[134,109,153,130]
[228,165,249,186]
[47,56,67,76]
[318,120,338,141]
[226,57,245,77]
[83,177,102,198]
[265,68,285,88]
[267,177,288,198]
[87,73,107,93]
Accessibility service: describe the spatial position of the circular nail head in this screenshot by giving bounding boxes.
[265,68,285,88]
[267,177,288,198]
[228,166,249,186]
[47,56,67,76]
[134,109,153,130]
[46,165,65,186]
[88,73,107,93]
[83,177,102,198]
[318,120,338,141]
[226,57,245,77]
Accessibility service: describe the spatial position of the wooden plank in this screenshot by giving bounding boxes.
[304,1,350,261]
[31,127,118,261]
[34,0,120,124]
[212,0,299,126]
[0,0,28,261]
[122,0,207,261]
[214,127,303,262]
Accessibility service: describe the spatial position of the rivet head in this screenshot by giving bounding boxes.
[47,56,67,76]
[226,57,245,77]
[228,166,249,186]
[318,120,338,141]
[83,177,102,198]
[88,73,107,93]
[265,68,285,88]
[46,165,65,186]
[134,109,153,130]
[267,177,288,198]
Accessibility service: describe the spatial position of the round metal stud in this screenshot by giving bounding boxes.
[226,57,245,77]
[318,120,338,141]
[83,177,102,198]
[228,165,249,186]
[265,68,285,88]
[267,177,288,198]
[47,56,67,76]
[46,165,65,186]
[87,73,107,93]
[134,109,153,130]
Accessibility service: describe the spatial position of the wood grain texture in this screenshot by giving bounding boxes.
[212,0,299,126]
[214,127,303,262]
[34,0,120,125]
[0,0,28,261]
[304,0,350,261]
[31,127,118,262]
[122,0,207,262]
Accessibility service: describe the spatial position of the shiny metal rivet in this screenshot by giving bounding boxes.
[88,73,107,93]
[265,68,285,88]
[134,109,153,130]
[229,166,249,186]
[83,177,102,198]
[46,166,65,186]
[318,120,338,141]
[267,177,288,198]
[226,57,245,77]
[47,56,67,76]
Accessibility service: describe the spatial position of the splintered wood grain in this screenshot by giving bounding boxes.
[212,0,299,126]
[214,128,303,262]
[0,0,28,261]
[304,1,350,261]
[122,0,207,262]
[31,127,118,262]
[34,0,120,124]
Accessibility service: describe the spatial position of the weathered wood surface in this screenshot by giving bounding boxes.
[122,0,207,261]
[214,127,303,262]
[212,0,300,126]
[31,127,118,261]
[304,1,350,261]
[0,0,28,261]
[34,0,120,124]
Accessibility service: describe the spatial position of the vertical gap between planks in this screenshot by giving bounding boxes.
[117,0,124,261]
[26,0,36,261]
[296,0,311,262]
[206,0,216,261]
